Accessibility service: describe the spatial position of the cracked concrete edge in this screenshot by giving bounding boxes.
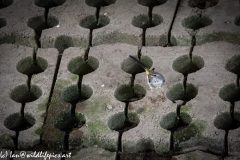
[121,45,191,154]
[171,0,240,46]
[0,0,44,47]
[41,0,95,49]
[92,0,146,46]
[18,47,59,149]
[122,42,240,155]
[0,44,33,146]
[43,44,139,151]
[146,0,177,46]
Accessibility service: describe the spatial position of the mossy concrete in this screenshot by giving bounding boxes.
[171,0,240,46]
[66,147,116,160]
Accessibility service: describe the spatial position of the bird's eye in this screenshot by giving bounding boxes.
[153,74,157,76]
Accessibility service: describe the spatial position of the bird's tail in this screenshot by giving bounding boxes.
[129,55,150,74]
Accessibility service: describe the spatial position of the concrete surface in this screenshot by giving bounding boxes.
[0,0,240,159]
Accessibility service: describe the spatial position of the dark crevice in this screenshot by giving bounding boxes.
[77,76,83,99]
[63,132,69,151]
[61,132,69,160]
[14,131,19,150]
[148,6,153,27]
[96,6,101,22]
[230,102,235,122]
[40,54,62,144]
[142,29,146,47]
[223,130,229,157]
[84,47,90,62]
[189,34,196,61]
[169,131,174,156]
[20,103,26,119]
[130,74,136,87]
[27,75,32,92]
[167,0,181,46]
[237,74,239,88]
[89,29,93,48]
[183,74,188,96]
[71,103,77,118]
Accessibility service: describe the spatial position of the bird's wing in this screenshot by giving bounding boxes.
[129,55,150,74]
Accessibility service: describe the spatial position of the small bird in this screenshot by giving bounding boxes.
[129,55,165,89]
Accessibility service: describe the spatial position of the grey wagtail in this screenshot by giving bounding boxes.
[129,55,165,89]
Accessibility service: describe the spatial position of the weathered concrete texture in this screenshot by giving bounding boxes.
[18,48,58,149]
[0,44,58,150]
[41,0,94,49]
[92,0,146,46]
[122,46,189,154]
[0,0,44,47]
[183,42,240,154]
[146,0,177,46]
[43,44,139,151]
[66,147,116,160]
[41,47,87,150]
[172,150,221,160]
[171,0,240,46]
[0,44,31,146]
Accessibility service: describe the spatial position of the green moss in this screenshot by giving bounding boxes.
[181,103,192,112]
[70,74,78,81]
[10,84,42,103]
[55,35,74,53]
[166,83,198,102]
[107,112,125,131]
[38,97,48,111]
[35,125,43,135]
[4,113,35,131]
[114,84,146,102]
[136,138,154,152]
[0,134,14,149]
[197,32,240,45]
[225,55,240,75]
[88,96,110,117]
[55,79,71,89]
[67,56,99,76]
[92,30,140,46]
[54,112,86,132]
[173,121,206,143]
[87,121,109,134]
[160,112,192,131]
[194,120,206,134]
[182,15,212,30]
[219,83,240,103]
[80,15,110,30]
[27,16,58,34]
[146,34,168,46]
[173,123,199,142]
[136,107,146,114]
[132,14,163,29]
[213,112,240,130]
[107,112,139,131]
[172,55,204,75]
[61,84,93,103]
[121,55,152,74]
